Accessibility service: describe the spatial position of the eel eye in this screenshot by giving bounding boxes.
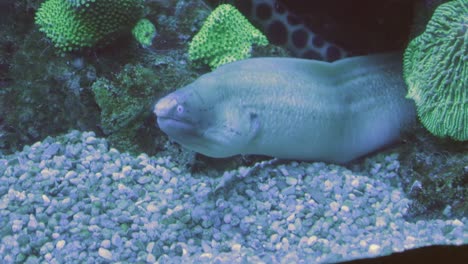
[177,105,184,114]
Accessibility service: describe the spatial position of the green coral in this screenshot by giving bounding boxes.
[132,18,157,47]
[92,64,158,152]
[35,0,146,52]
[188,4,268,69]
[403,0,467,141]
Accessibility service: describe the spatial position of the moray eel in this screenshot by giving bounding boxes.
[154,53,416,163]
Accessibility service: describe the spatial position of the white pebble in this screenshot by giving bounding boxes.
[28,214,38,230]
[351,178,360,188]
[405,236,416,244]
[12,219,24,232]
[360,240,367,248]
[98,247,113,260]
[286,213,295,222]
[56,240,66,250]
[286,177,298,186]
[64,171,77,180]
[146,242,155,253]
[231,243,242,252]
[368,244,381,254]
[41,168,59,179]
[375,216,386,227]
[85,136,97,144]
[101,239,111,249]
[146,254,156,263]
[146,203,158,213]
[340,205,350,213]
[452,219,463,227]
[122,166,132,176]
[330,202,340,213]
[270,234,279,243]
[307,236,318,245]
[200,253,213,260]
[324,180,333,191]
[391,190,401,203]
[164,188,174,196]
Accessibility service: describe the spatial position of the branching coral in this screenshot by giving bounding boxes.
[132,18,157,47]
[35,0,150,52]
[188,4,268,69]
[404,0,467,141]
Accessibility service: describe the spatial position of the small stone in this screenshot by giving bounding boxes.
[164,188,173,196]
[146,242,155,253]
[368,244,381,254]
[146,254,156,263]
[390,190,401,203]
[12,219,24,232]
[42,194,50,206]
[28,214,38,230]
[146,203,158,213]
[85,136,97,144]
[324,180,333,191]
[360,240,367,248]
[231,243,242,252]
[199,253,213,261]
[111,233,122,247]
[351,178,360,188]
[405,236,416,244]
[270,234,279,243]
[279,166,289,176]
[43,143,60,158]
[330,202,340,213]
[452,219,463,227]
[101,240,111,249]
[223,214,232,224]
[137,176,151,184]
[286,177,298,186]
[375,216,386,227]
[238,166,251,177]
[98,247,113,260]
[307,236,317,245]
[122,166,132,176]
[64,171,78,180]
[0,197,8,210]
[56,240,66,250]
[340,205,350,213]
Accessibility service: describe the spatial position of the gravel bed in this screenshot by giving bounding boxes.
[0,131,466,263]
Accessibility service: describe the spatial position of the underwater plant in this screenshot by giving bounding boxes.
[188,4,269,69]
[92,64,158,152]
[403,0,467,141]
[35,0,154,52]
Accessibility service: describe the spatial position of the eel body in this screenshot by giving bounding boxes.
[154,53,416,163]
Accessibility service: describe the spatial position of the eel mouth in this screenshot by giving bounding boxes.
[156,116,194,132]
[157,116,197,138]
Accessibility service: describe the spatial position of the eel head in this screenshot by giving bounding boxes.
[154,75,260,158]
